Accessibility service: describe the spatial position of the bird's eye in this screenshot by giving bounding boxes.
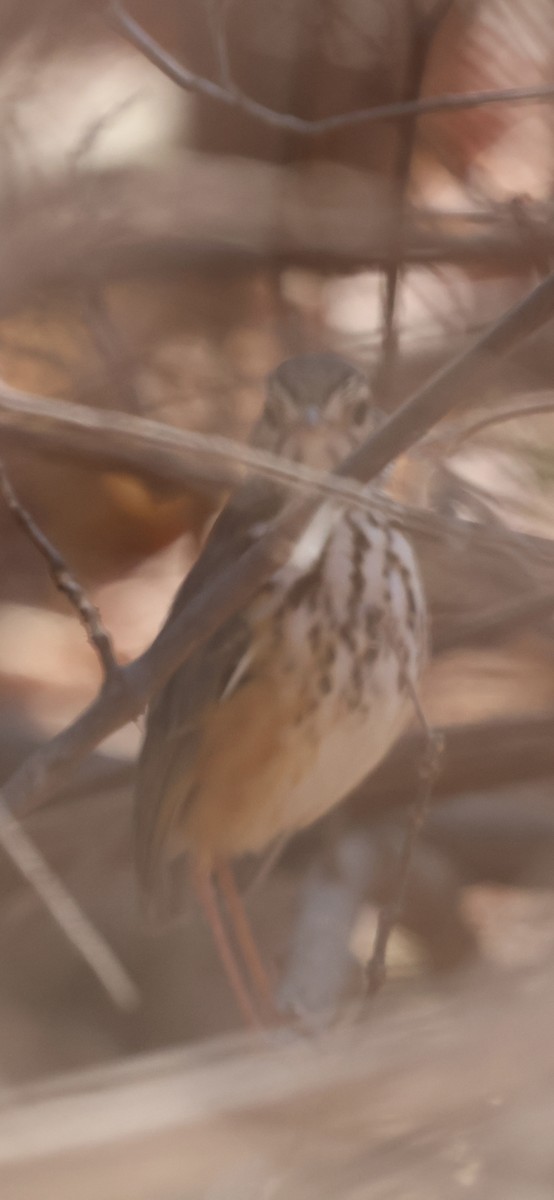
[352,398,369,425]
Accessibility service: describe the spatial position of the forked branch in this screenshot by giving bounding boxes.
[109,0,554,136]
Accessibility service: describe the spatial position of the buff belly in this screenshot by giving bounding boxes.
[181,506,426,864]
[228,663,412,856]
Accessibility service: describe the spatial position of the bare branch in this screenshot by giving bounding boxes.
[365,682,444,995]
[0,380,552,578]
[451,396,554,450]
[341,270,554,483]
[0,796,138,1010]
[0,465,137,1003]
[3,166,554,320]
[3,376,554,590]
[80,284,142,416]
[206,0,234,93]
[0,379,399,509]
[376,0,455,397]
[108,0,554,135]
[0,460,118,683]
[70,93,140,170]
[352,711,554,821]
[0,379,532,547]
[434,588,554,653]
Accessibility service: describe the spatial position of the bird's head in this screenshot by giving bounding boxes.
[253,353,380,471]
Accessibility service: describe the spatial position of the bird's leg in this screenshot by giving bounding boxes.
[192,862,262,1030]
[215,859,280,1025]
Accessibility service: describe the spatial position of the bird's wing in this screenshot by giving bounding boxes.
[134,478,285,912]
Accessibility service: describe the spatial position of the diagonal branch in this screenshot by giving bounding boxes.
[449,395,554,450]
[0,380,533,547]
[0,797,139,1010]
[0,461,118,682]
[4,372,554,610]
[340,269,554,484]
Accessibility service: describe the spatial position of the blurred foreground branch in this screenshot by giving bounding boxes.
[1,165,554,317]
[3,960,554,1198]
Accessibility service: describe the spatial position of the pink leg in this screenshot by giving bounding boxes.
[216,860,279,1024]
[192,863,262,1030]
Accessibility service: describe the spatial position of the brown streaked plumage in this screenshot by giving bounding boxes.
[135,353,427,1025]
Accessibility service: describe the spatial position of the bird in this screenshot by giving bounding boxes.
[135,353,427,1026]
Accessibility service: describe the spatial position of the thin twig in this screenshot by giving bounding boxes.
[108,0,554,136]
[206,0,234,92]
[438,467,509,528]
[377,0,455,398]
[0,460,118,683]
[0,465,137,1005]
[80,284,142,415]
[341,270,554,484]
[450,397,554,450]
[351,712,554,820]
[365,702,444,996]
[5,269,554,821]
[508,195,554,281]
[365,572,444,996]
[0,795,139,1009]
[70,93,140,169]
[0,333,71,376]
[434,588,554,654]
